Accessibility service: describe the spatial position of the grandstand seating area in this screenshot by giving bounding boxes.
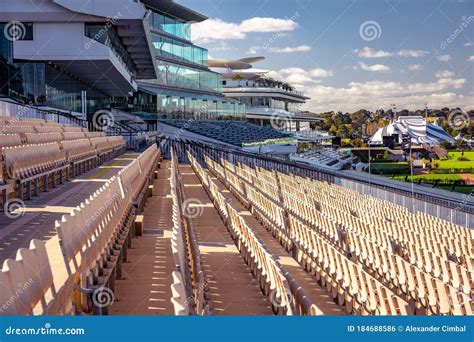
[203,154,473,315]
[0,144,161,315]
[0,116,126,202]
[0,140,472,316]
[292,148,353,169]
[159,119,290,146]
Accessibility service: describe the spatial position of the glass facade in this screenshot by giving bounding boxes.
[151,32,208,66]
[234,96,301,113]
[144,60,221,93]
[148,11,191,40]
[129,91,245,120]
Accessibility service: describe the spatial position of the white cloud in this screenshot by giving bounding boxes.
[239,17,298,33]
[408,64,422,71]
[396,49,429,57]
[435,70,455,78]
[437,54,451,62]
[356,47,393,58]
[246,47,258,54]
[268,45,311,53]
[358,62,390,72]
[192,17,297,44]
[310,68,333,77]
[267,67,332,85]
[192,19,244,44]
[468,56,474,62]
[299,78,472,113]
[465,42,473,47]
[355,47,429,58]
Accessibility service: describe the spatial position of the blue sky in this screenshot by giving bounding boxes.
[180,0,473,112]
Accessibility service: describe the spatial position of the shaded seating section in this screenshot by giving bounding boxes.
[293,148,352,169]
[159,119,290,146]
[0,145,161,315]
[204,153,473,315]
[0,119,126,203]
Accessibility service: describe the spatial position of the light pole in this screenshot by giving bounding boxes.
[403,134,415,213]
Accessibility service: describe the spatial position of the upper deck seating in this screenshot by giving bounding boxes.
[159,119,290,146]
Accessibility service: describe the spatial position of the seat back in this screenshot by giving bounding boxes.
[26,132,63,144]
[0,134,22,148]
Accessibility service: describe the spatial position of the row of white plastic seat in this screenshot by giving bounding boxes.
[190,153,295,315]
[0,145,160,315]
[173,150,210,315]
[209,157,472,315]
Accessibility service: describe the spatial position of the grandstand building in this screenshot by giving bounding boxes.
[0,0,243,121]
[209,57,320,132]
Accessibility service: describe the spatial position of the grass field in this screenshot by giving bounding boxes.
[392,174,462,184]
[368,162,410,174]
[446,151,474,161]
[434,151,474,172]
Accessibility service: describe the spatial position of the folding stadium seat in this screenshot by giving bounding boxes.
[0,134,22,148]
[35,126,64,134]
[63,131,86,140]
[25,132,63,144]
[20,118,46,126]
